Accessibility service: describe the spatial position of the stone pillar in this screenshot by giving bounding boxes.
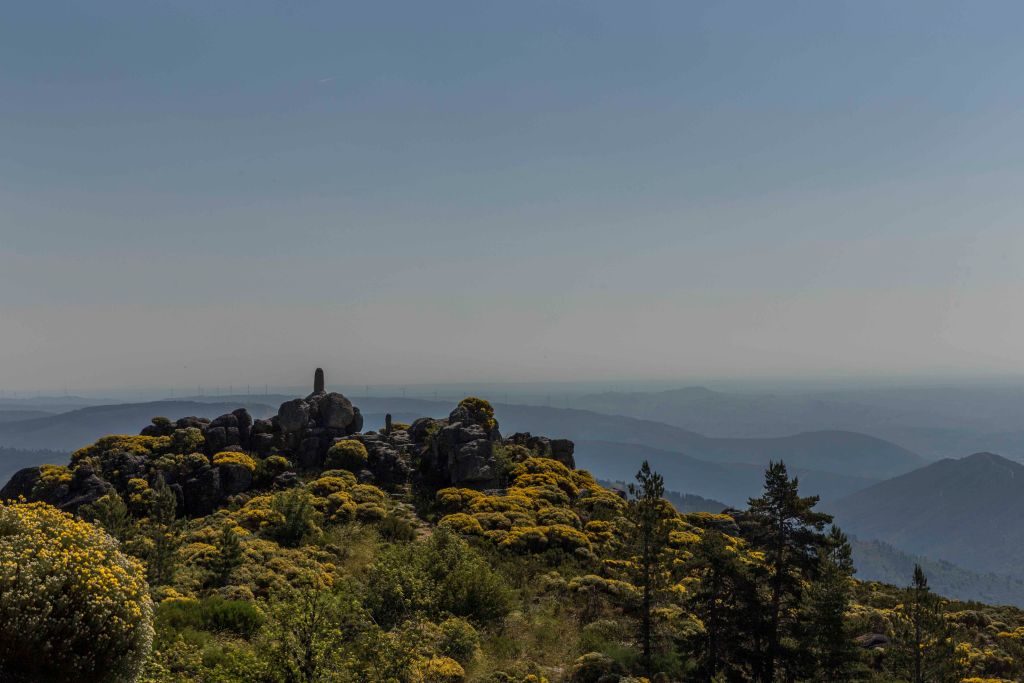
[314,368,325,394]
[385,413,393,436]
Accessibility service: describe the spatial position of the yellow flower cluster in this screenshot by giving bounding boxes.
[212,450,258,472]
[0,500,154,681]
[412,655,466,683]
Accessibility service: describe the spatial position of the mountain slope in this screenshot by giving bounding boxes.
[850,537,1024,608]
[829,452,1024,578]
[574,440,876,507]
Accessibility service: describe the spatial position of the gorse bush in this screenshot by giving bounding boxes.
[325,440,369,471]
[212,451,258,472]
[0,500,153,683]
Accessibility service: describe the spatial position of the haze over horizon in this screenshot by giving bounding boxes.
[5,1,1024,390]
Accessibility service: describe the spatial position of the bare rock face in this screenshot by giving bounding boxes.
[278,399,310,432]
[0,467,41,500]
[319,393,355,429]
[218,462,253,495]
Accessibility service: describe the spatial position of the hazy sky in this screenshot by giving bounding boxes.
[3,1,1024,392]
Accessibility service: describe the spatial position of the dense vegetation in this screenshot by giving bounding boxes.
[2,396,1024,682]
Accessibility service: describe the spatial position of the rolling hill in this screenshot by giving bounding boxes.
[570,385,1024,461]
[487,403,923,480]
[0,400,277,451]
[829,452,1024,578]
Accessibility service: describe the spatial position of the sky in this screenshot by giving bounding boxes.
[3,1,1024,393]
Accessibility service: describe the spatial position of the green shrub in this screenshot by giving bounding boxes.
[379,514,418,541]
[325,440,369,471]
[0,500,153,682]
[437,617,480,665]
[155,596,264,638]
[268,489,319,547]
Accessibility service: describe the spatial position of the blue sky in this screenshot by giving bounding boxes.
[3,1,1024,391]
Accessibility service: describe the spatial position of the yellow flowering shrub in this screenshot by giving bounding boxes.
[532,507,581,528]
[212,451,257,472]
[439,513,485,536]
[455,397,497,431]
[308,475,352,497]
[436,487,484,513]
[355,502,387,522]
[350,483,388,506]
[33,464,72,497]
[509,458,578,496]
[324,491,357,523]
[0,501,153,681]
[325,440,369,471]
[72,434,167,464]
[319,469,358,486]
[233,495,285,532]
[412,655,466,683]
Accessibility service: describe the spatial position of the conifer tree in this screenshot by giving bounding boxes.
[209,523,244,587]
[145,475,183,586]
[686,528,755,681]
[891,564,959,683]
[627,460,670,676]
[80,492,133,544]
[804,526,861,681]
[746,461,832,683]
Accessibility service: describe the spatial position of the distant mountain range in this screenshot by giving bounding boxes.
[850,537,1024,608]
[0,400,277,452]
[0,447,68,488]
[569,385,1024,461]
[0,396,914,508]
[829,452,1024,579]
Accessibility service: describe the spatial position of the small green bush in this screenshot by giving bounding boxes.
[155,596,265,638]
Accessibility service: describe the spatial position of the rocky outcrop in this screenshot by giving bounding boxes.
[506,432,576,469]
[2,370,580,517]
[0,466,41,500]
[0,464,114,512]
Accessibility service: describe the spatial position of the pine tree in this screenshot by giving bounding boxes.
[627,460,670,676]
[80,492,133,543]
[804,526,861,681]
[891,564,959,683]
[209,523,244,587]
[746,461,833,683]
[145,475,182,586]
[686,528,755,682]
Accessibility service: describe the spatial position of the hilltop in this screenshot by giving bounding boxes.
[830,452,1024,578]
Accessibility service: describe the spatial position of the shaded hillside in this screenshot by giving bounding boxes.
[830,452,1024,578]
[577,440,876,507]
[0,409,54,423]
[851,537,1024,608]
[0,401,276,451]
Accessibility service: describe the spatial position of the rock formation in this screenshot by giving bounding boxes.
[1,369,578,518]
